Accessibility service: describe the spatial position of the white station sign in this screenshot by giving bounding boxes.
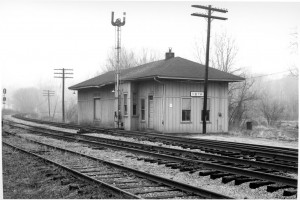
[190,91,204,97]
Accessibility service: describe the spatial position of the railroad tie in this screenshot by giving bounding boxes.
[133,188,178,195]
[222,152,240,156]
[165,163,180,168]
[210,172,232,179]
[267,185,292,193]
[69,165,98,169]
[108,180,139,184]
[283,190,297,196]
[249,181,275,189]
[222,175,241,184]
[144,158,158,163]
[85,172,122,176]
[179,167,195,172]
[157,160,170,165]
[95,175,123,179]
[142,193,187,199]
[235,177,258,185]
[199,170,219,176]
[119,184,162,189]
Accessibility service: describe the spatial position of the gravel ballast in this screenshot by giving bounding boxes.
[3,126,296,199]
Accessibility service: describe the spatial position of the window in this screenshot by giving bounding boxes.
[141,98,145,120]
[201,98,210,121]
[133,93,137,116]
[124,94,128,115]
[182,98,191,121]
[94,98,101,120]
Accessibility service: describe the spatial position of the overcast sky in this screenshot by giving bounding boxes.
[1,1,299,91]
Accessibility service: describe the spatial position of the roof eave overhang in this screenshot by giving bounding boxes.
[156,76,245,82]
[69,75,244,90]
[69,82,115,90]
[124,75,244,82]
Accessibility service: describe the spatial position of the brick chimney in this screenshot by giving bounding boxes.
[165,48,174,60]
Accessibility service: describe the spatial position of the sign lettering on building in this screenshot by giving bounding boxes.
[190,91,204,97]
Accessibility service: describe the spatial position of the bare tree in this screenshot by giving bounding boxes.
[12,87,43,114]
[259,92,285,126]
[194,31,257,128]
[289,67,299,77]
[103,47,161,72]
[194,31,240,74]
[228,73,257,127]
[211,32,240,74]
[289,27,298,55]
[66,98,78,123]
[288,27,299,77]
[194,36,206,65]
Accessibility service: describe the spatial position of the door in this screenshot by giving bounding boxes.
[94,98,101,121]
[148,95,154,129]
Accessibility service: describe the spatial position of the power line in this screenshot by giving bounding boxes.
[246,69,296,79]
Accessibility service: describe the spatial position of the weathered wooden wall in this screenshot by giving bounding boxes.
[77,80,228,133]
[78,85,115,127]
[163,80,228,133]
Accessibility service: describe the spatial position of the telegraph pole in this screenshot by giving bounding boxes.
[43,90,55,117]
[111,11,126,128]
[191,5,228,134]
[54,68,73,122]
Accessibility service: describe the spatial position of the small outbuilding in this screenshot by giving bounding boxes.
[69,50,244,133]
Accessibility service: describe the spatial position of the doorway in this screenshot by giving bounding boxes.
[148,95,154,129]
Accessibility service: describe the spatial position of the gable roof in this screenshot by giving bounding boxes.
[69,57,244,90]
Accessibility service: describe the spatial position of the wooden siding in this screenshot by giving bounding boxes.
[119,82,131,130]
[163,81,228,133]
[134,80,164,131]
[77,79,229,133]
[78,85,115,127]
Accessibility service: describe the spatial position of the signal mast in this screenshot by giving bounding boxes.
[111,11,126,128]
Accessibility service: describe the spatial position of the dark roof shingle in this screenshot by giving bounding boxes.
[69,57,244,90]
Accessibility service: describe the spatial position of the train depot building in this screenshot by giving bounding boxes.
[69,50,244,133]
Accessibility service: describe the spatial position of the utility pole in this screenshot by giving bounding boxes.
[42,90,55,117]
[111,11,126,128]
[191,5,228,134]
[54,68,73,122]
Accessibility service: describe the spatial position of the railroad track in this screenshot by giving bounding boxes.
[11,114,298,163]
[4,120,298,197]
[3,130,231,199]
[2,142,126,199]
[6,121,298,172]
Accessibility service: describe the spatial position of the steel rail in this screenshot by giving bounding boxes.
[10,116,298,155]
[6,125,297,187]
[6,119,298,163]
[2,141,140,199]
[3,131,232,199]
[63,128,299,173]
[6,122,297,173]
